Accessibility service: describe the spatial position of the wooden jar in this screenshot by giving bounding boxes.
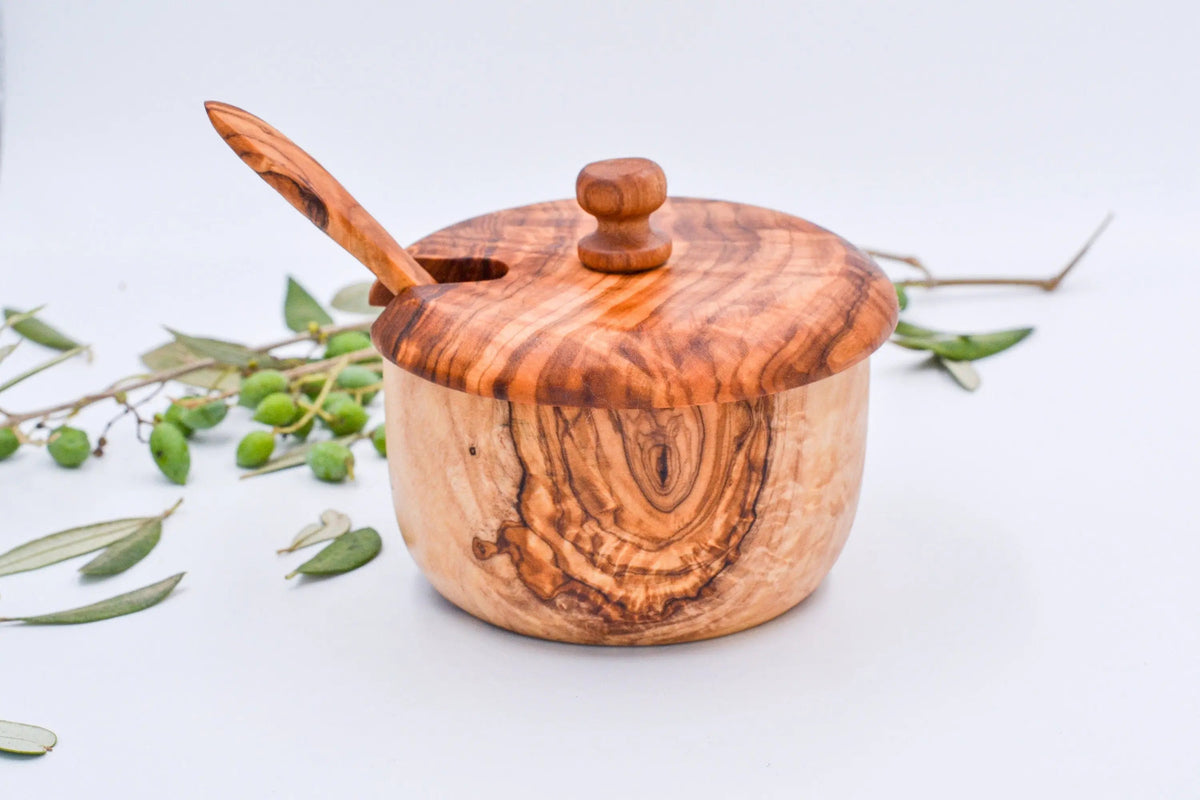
[369,161,897,645]
[202,105,896,645]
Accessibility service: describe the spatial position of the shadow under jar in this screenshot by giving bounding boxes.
[369,161,898,645]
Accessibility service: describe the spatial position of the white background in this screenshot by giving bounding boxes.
[1,1,1197,797]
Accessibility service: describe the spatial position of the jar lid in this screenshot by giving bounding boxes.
[372,158,897,409]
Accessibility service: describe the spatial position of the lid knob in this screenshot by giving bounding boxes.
[576,158,672,273]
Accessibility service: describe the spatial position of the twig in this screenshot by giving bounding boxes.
[864,250,933,281]
[96,391,157,453]
[874,214,1113,291]
[0,358,220,427]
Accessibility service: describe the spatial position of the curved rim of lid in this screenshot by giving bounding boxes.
[372,197,898,409]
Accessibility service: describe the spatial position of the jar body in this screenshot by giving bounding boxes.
[382,360,870,646]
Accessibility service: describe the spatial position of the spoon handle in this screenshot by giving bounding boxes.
[204,101,435,294]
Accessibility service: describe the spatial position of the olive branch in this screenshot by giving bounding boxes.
[0,278,384,481]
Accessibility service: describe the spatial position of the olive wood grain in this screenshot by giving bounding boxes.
[373,198,897,409]
[204,101,435,295]
[576,157,672,273]
[382,358,870,645]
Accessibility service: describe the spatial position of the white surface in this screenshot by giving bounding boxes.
[1,1,1197,797]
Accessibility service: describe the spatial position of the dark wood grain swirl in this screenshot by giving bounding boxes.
[471,397,771,626]
[373,198,898,409]
[381,356,872,645]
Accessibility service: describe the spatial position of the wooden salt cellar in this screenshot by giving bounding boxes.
[206,103,898,645]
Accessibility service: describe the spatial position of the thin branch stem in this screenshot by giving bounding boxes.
[253,321,371,353]
[345,381,383,404]
[0,345,92,394]
[0,305,48,334]
[272,356,349,434]
[874,214,1113,292]
[157,498,185,521]
[95,395,150,454]
[273,347,379,380]
[864,250,933,280]
[896,275,1074,290]
[0,358,220,427]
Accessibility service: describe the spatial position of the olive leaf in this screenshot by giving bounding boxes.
[0,720,57,756]
[286,527,381,579]
[938,356,981,391]
[2,307,82,351]
[284,276,334,332]
[0,518,147,578]
[893,320,941,338]
[239,434,364,479]
[278,509,352,554]
[79,519,162,576]
[166,328,287,370]
[0,345,90,395]
[141,341,241,392]
[892,325,1033,361]
[330,281,381,317]
[0,305,45,332]
[0,500,181,578]
[0,341,18,365]
[0,573,184,625]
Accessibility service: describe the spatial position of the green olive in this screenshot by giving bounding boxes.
[335,366,381,390]
[239,370,289,408]
[253,392,300,427]
[0,427,20,460]
[179,398,228,430]
[336,365,382,405]
[307,441,355,482]
[162,403,195,438]
[47,426,90,468]
[323,396,369,436]
[236,430,276,468]
[320,391,354,411]
[371,425,386,457]
[149,422,190,485]
[324,331,372,358]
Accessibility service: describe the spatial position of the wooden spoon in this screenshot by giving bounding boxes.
[204,101,435,296]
